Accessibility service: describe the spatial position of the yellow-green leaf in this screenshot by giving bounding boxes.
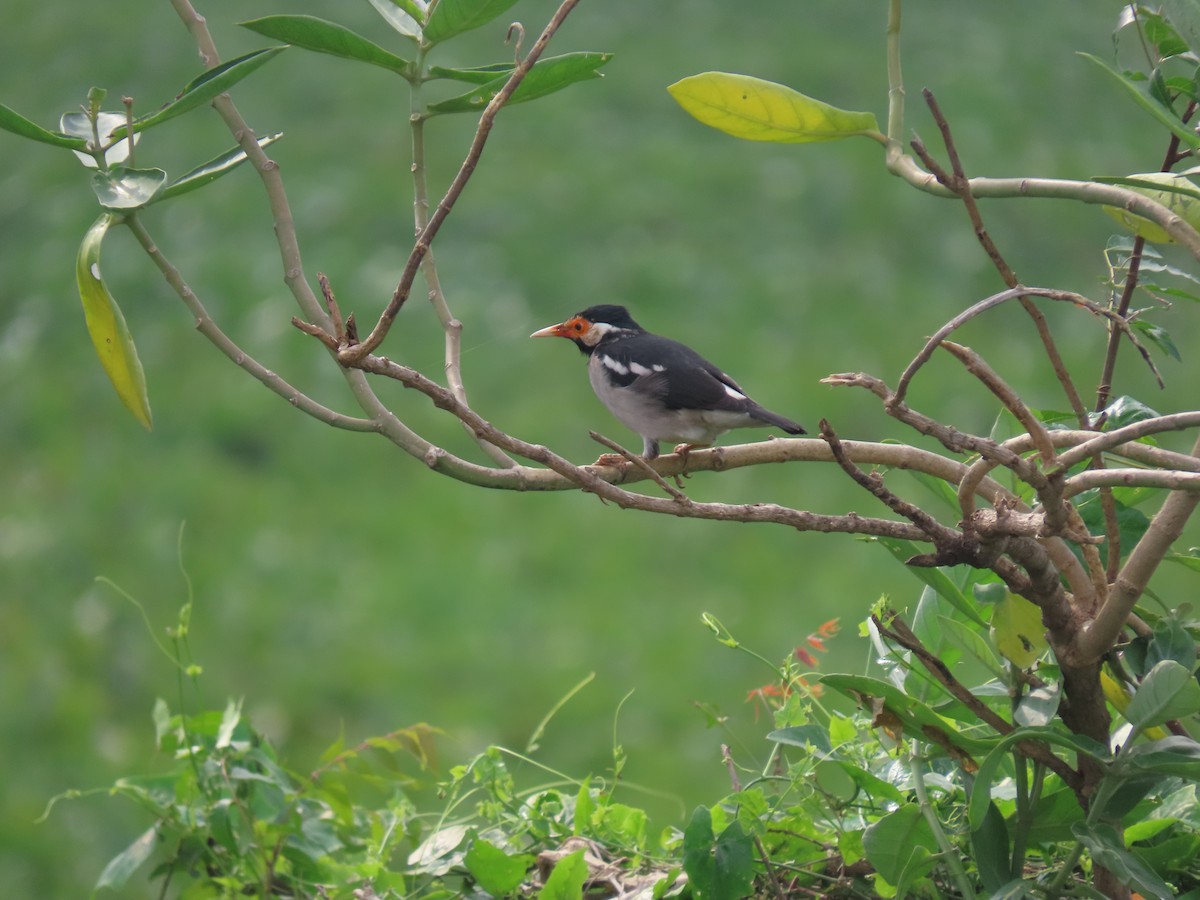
[1100,172,1200,243]
[990,593,1046,668]
[668,72,880,143]
[76,214,152,429]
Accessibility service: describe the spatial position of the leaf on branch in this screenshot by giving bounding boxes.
[95,825,159,891]
[426,52,613,115]
[1159,0,1200,56]
[240,16,411,75]
[113,46,288,138]
[90,166,167,211]
[1079,53,1200,151]
[61,111,139,168]
[76,214,153,429]
[367,0,425,40]
[429,62,519,84]
[156,132,283,202]
[667,72,880,143]
[1095,172,1200,243]
[423,0,521,45]
[0,101,87,149]
[1125,659,1200,733]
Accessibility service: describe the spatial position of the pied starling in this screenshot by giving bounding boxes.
[531,304,806,459]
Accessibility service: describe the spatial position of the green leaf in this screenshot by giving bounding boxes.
[1161,0,1200,55]
[429,62,515,84]
[95,825,158,890]
[90,166,167,211]
[465,838,534,897]
[426,52,613,115]
[116,47,287,138]
[862,804,938,887]
[1124,736,1200,779]
[819,673,998,756]
[970,726,1110,829]
[1166,549,1200,572]
[1126,660,1200,733]
[875,537,987,627]
[712,821,755,900]
[1080,53,1200,150]
[971,801,1012,894]
[1072,822,1177,900]
[537,847,587,900]
[1147,617,1197,672]
[424,0,520,44]
[0,101,87,149]
[76,214,153,429]
[682,806,716,899]
[1132,320,1181,360]
[668,72,880,143]
[156,132,282,203]
[1099,395,1162,430]
[240,16,410,74]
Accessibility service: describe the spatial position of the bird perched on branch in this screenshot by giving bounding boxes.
[531,304,806,460]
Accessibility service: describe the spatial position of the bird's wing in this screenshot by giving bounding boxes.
[599,334,752,412]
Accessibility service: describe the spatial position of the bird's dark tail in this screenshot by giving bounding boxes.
[750,406,806,435]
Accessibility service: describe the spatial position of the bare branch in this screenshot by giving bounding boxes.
[1081,434,1200,659]
[1050,412,1200,473]
[124,214,377,433]
[939,340,1056,464]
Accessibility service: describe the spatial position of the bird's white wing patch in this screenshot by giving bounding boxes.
[600,354,629,376]
[629,361,654,377]
[723,383,747,400]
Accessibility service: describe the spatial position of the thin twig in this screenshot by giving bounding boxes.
[124,214,377,433]
[345,0,585,361]
[588,431,690,503]
[891,286,1161,413]
[939,340,1056,464]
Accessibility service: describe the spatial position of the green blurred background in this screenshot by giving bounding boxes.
[3,1,1197,895]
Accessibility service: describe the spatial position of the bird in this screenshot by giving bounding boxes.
[531,304,806,460]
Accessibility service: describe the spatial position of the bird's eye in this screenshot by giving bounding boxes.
[573,322,583,332]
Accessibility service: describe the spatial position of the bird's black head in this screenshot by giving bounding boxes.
[530,304,644,354]
[574,305,643,331]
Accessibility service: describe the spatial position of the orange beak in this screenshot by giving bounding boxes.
[530,320,572,339]
[531,315,589,339]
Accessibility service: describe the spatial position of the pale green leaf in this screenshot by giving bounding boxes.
[76,214,153,429]
[668,72,880,143]
[1097,172,1200,243]
[367,0,424,39]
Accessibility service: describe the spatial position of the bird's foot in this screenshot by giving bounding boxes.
[671,443,706,476]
